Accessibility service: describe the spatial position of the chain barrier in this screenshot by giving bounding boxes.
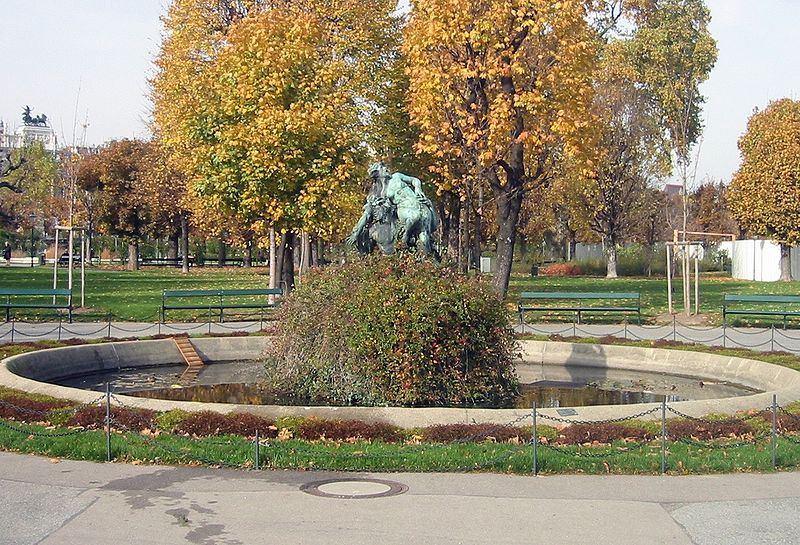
[539,439,652,459]
[727,327,772,337]
[678,324,719,333]
[721,338,772,350]
[573,325,626,338]
[781,433,800,445]
[60,325,109,337]
[777,406,800,424]
[111,418,248,469]
[0,395,105,420]
[675,332,726,344]
[665,405,771,424]
[771,339,800,353]
[675,435,771,450]
[7,326,61,339]
[537,406,661,426]
[110,323,159,334]
[0,417,93,437]
[162,323,210,332]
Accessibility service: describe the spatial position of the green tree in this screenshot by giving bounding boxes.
[568,77,670,278]
[728,99,800,281]
[0,143,60,231]
[614,0,717,236]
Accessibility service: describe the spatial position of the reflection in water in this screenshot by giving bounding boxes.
[517,381,684,408]
[54,360,760,409]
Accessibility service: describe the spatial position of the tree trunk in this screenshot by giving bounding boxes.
[180,214,190,274]
[280,232,296,292]
[217,238,227,266]
[243,237,252,268]
[569,234,577,262]
[469,203,481,271]
[780,243,792,281]
[445,197,461,264]
[605,237,618,278]
[492,180,524,296]
[166,230,179,260]
[127,242,139,271]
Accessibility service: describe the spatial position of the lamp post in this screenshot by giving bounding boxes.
[28,213,35,268]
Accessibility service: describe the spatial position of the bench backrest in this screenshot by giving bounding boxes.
[0,288,72,297]
[163,288,283,298]
[724,294,800,304]
[520,291,639,300]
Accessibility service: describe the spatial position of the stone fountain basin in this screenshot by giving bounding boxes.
[3,337,800,427]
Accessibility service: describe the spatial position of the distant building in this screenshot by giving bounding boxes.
[663,183,683,196]
[0,119,58,154]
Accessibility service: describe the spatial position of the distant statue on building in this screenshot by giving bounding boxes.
[22,106,48,127]
[347,162,438,258]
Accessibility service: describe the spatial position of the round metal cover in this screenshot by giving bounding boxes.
[300,478,408,499]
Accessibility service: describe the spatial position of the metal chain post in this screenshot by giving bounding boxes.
[57,314,62,341]
[107,313,112,339]
[10,318,14,343]
[661,399,667,474]
[772,394,778,468]
[722,323,727,348]
[532,402,538,476]
[672,315,676,342]
[255,429,260,470]
[572,317,577,338]
[105,382,112,462]
[208,307,213,335]
[623,318,628,341]
[771,326,775,353]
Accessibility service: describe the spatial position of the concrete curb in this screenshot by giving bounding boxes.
[3,338,800,427]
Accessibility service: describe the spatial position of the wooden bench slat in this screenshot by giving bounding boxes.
[520,292,639,299]
[723,293,800,326]
[1,288,72,322]
[161,288,283,322]
[518,291,640,325]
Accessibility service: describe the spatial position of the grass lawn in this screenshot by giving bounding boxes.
[509,272,800,325]
[2,264,800,324]
[0,265,271,321]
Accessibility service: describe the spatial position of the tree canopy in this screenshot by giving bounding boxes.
[728,98,800,279]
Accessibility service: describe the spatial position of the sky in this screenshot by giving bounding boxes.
[1,0,798,185]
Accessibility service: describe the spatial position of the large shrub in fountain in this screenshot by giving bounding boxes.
[264,256,518,407]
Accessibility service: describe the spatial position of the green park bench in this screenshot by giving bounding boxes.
[0,288,73,322]
[518,291,641,325]
[160,288,283,322]
[722,294,800,328]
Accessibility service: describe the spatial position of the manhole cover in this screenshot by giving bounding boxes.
[300,478,408,499]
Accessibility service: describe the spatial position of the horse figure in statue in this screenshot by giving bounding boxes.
[347,162,438,258]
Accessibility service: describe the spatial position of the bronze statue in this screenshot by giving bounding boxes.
[347,162,438,258]
[22,106,48,127]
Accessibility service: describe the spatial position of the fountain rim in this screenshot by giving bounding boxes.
[2,336,800,427]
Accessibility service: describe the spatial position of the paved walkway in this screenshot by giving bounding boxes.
[1,451,799,545]
[3,319,800,354]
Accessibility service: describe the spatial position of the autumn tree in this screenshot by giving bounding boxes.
[88,140,152,271]
[405,0,598,296]
[688,180,737,236]
[153,0,398,289]
[728,99,800,281]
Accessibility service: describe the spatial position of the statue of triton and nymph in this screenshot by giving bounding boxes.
[347,162,439,258]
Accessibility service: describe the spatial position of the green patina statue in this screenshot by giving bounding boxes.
[347,162,438,258]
